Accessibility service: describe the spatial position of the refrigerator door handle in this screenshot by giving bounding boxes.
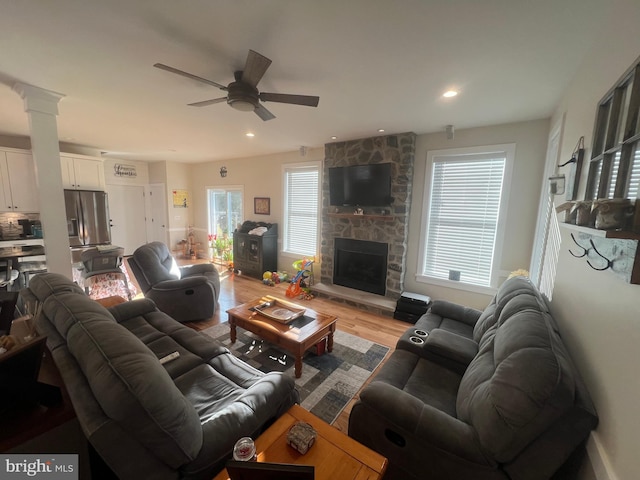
[68,218,78,237]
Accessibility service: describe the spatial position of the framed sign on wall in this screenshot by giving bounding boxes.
[254,197,270,215]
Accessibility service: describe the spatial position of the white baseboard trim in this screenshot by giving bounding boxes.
[586,433,618,480]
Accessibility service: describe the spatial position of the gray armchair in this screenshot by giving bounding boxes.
[127,242,220,322]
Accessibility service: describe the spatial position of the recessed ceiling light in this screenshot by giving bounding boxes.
[245,132,255,137]
[443,90,458,98]
[331,136,337,140]
[378,129,385,133]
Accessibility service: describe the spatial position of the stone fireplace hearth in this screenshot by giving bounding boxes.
[316,132,416,313]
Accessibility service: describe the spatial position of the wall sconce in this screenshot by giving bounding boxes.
[549,174,566,195]
[220,166,227,178]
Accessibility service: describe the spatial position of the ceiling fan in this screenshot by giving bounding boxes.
[154,50,319,121]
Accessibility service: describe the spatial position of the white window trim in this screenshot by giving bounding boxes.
[416,143,515,293]
[530,116,564,291]
[282,161,321,257]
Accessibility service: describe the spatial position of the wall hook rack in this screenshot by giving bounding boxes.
[569,233,590,258]
[586,239,614,271]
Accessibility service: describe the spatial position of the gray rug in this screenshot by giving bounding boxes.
[202,323,389,425]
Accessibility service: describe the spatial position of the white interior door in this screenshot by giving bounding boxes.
[149,183,168,245]
[106,184,147,255]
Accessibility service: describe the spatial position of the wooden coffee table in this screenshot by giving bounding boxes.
[212,404,387,480]
[226,296,337,378]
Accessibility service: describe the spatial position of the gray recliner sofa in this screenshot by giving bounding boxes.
[22,273,298,480]
[127,241,220,322]
[348,276,598,480]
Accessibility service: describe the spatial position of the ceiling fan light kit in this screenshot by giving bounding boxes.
[155,49,319,121]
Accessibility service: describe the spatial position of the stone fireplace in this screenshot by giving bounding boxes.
[319,132,416,307]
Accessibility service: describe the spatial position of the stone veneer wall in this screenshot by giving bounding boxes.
[321,132,416,300]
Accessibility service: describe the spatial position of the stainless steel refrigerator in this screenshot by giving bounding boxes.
[65,190,111,248]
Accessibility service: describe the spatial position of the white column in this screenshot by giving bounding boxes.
[13,83,72,279]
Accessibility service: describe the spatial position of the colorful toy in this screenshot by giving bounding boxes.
[286,258,314,298]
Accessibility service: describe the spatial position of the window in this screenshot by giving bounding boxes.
[283,162,320,257]
[418,145,514,291]
[530,119,563,299]
[586,61,640,200]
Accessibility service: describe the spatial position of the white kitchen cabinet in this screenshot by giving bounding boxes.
[61,155,105,191]
[0,150,39,212]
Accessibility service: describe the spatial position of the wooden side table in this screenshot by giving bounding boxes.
[213,404,387,480]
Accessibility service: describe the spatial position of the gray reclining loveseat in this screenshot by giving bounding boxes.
[349,276,598,480]
[22,273,298,480]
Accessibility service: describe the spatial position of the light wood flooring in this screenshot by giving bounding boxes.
[185,269,409,433]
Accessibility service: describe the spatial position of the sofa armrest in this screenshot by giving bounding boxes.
[151,276,210,292]
[180,263,217,277]
[356,381,488,464]
[429,300,483,327]
[108,298,158,323]
[422,329,478,374]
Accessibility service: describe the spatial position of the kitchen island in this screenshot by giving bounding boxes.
[0,238,47,288]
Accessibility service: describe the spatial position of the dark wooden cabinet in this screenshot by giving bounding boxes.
[233,223,278,279]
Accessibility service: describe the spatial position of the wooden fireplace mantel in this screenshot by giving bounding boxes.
[327,213,395,221]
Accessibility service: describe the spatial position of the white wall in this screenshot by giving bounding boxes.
[403,119,550,309]
[189,147,324,274]
[547,1,640,478]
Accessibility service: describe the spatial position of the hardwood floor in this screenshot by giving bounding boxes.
[186,269,409,433]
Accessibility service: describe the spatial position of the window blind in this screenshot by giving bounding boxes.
[423,154,506,287]
[284,165,319,256]
[628,144,640,199]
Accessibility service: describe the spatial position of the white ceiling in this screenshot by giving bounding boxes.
[0,0,609,163]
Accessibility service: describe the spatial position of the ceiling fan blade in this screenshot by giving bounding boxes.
[154,63,228,90]
[187,97,228,107]
[241,50,272,87]
[259,92,319,107]
[254,103,275,121]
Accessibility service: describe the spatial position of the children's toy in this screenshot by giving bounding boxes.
[286,258,314,298]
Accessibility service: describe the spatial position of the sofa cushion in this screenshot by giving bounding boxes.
[372,348,461,417]
[456,307,576,463]
[41,291,203,468]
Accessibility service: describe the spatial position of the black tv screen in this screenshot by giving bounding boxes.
[329,163,392,206]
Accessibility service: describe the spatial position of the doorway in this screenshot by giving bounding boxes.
[149,183,168,245]
[105,184,147,255]
[208,187,243,238]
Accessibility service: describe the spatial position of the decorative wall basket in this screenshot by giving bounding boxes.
[592,199,636,230]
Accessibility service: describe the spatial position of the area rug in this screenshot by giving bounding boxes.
[202,324,389,425]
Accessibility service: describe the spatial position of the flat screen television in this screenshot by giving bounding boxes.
[329,163,392,206]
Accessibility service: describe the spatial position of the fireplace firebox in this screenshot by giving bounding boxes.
[333,238,388,295]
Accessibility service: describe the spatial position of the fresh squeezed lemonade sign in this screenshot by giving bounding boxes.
[1,455,78,479]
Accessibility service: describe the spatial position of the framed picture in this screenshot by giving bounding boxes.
[254,197,270,215]
[172,189,190,208]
